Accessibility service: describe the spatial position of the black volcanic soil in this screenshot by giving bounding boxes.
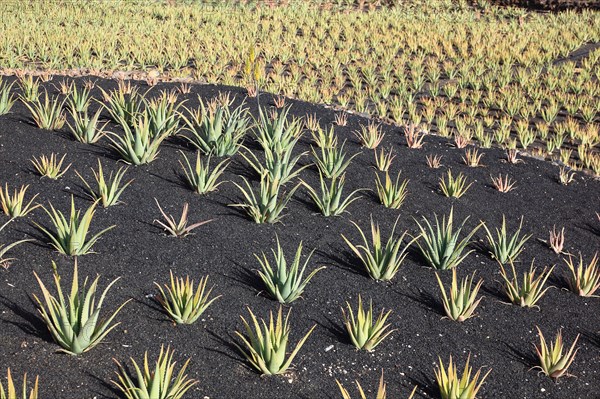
[0,77,598,399]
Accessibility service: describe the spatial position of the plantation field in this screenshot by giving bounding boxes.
[1,0,599,175]
[0,74,598,398]
[0,1,599,399]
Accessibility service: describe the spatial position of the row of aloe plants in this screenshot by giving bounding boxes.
[0,251,583,399]
[3,174,597,286]
[5,78,582,188]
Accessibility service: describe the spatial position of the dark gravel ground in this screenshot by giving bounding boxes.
[0,76,598,399]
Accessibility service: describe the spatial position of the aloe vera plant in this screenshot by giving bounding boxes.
[67,84,91,113]
[342,296,395,351]
[22,90,66,130]
[18,75,39,102]
[182,101,250,156]
[439,170,472,198]
[108,111,171,165]
[0,80,16,115]
[435,354,490,399]
[153,199,213,237]
[533,327,579,380]
[0,369,39,399]
[373,147,395,172]
[499,260,554,308]
[415,208,481,270]
[374,171,409,209]
[337,371,417,399]
[155,271,221,324]
[254,105,303,154]
[100,86,143,127]
[67,108,106,144]
[0,184,40,218]
[178,151,229,194]
[311,125,337,148]
[564,252,600,297]
[435,269,483,322]
[76,160,133,207]
[33,259,130,355]
[302,173,364,217]
[354,123,384,149]
[35,196,115,256]
[231,174,299,224]
[255,236,325,304]
[113,346,198,399]
[234,306,315,375]
[242,142,308,186]
[311,140,358,179]
[31,153,71,179]
[145,91,183,137]
[342,216,416,281]
[482,216,531,264]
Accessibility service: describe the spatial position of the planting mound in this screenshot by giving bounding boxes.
[0,77,598,399]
